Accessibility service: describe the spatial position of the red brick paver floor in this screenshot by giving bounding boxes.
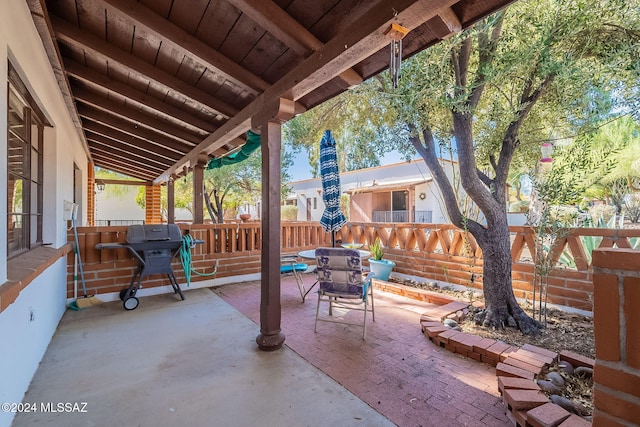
[213,276,511,427]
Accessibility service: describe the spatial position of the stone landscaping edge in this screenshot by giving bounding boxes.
[371,280,596,427]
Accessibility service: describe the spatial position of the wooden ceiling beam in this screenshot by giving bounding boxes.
[91,153,162,179]
[73,86,203,144]
[437,8,462,37]
[81,120,186,160]
[156,0,457,184]
[64,58,218,134]
[96,179,150,186]
[86,132,179,168]
[77,104,194,155]
[100,0,268,95]
[51,15,239,119]
[227,0,362,88]
[89,143,171,174]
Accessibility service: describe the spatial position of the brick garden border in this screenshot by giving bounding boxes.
[372,279,596,427]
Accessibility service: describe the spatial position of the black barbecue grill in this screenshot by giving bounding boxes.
[96,224,195,310]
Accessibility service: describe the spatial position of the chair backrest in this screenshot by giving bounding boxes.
[315,247,363,295]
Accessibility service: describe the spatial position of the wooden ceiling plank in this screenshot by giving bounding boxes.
[87,133,178,170]
[228,0,362,88]
[87,132,180,167]
[51,15,239,119]
[155,0,456,184]
[100,0,269,94]
[93,163,159,182]
[82,120,186,160]
[279,0,460,101]
[72,85,203,144]
[228,0,322,56]
[64,59,219,133]
[89,149,172,177]
[77,104,194,154]
[90,149,167,173]
[91,152,163,178]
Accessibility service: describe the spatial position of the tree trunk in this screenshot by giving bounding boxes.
[475,220,541,334]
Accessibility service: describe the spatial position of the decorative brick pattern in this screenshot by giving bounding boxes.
[496,362,535,380]
[559,350,595,369]
[558,414,592,427]
[503,389,549,411]
[498,376,540,395]
[592,248,640,427]
[526,402,571,427]
[418,301,597,427]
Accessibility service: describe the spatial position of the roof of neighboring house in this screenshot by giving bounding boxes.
[345,178,431,194]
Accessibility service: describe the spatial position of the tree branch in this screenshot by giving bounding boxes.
[409,124,465,227]
[477,168,493,187]
[495,73,556,187]
[468,12,505,108]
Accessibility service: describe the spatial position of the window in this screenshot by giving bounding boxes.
[313,197,317,210]
[7,65,45,258]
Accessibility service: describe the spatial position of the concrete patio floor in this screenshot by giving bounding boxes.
[13,275,510,427]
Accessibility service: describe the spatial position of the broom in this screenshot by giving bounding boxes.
[70,204,103,309]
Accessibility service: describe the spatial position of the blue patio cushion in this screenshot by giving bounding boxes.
[315,247,364,295]
[280,263,308,274]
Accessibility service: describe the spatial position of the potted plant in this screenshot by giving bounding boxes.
[368,238,396,281]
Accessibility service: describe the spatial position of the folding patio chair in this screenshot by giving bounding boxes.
[281,255,309,302]
[314,247,375,340]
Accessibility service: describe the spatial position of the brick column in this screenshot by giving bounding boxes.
[592,248,640,427]
[145,185,162,224]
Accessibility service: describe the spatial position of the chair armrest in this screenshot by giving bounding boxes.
[362,271,375,295]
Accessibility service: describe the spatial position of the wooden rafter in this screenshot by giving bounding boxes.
[52,15,239,119]
[156,0,459,184]
[77,105,193,154]
[99,0,268,94]
[73,86,204,144]
[227,0,363,88]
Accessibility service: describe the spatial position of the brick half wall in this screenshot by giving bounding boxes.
[592,248,640,427]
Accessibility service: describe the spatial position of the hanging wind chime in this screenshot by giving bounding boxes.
[385,23,409,88]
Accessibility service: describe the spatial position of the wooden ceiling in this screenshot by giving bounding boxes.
[28,0,514,184]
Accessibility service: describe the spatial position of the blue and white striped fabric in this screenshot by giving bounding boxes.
[319,130,347,233]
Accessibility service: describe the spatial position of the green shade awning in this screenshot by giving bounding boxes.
[206,130,260,170]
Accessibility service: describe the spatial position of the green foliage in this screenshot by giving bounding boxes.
[340,194,350,221]
[95,168,138,200]
[135,146,293,223]
[587,204,617,225]
[623,194,640,223]
[281,205,298,221]
[369,238,384,261]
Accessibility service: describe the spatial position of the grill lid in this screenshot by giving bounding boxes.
[126,224,182,249]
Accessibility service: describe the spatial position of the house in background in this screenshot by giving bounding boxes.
[287,159,457,224]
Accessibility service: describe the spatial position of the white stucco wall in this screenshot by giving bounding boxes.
[0,260,67,427]
[287,159,455,224]
[0,2,89,426]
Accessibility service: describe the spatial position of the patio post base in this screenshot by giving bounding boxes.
[256,331,286,351]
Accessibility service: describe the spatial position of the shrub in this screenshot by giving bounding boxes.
[549,205,579,226]
[281,205,298,221]
[587,204,617,225]
[623,194,640,223]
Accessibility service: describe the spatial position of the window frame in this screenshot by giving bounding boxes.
[7,63,46,259]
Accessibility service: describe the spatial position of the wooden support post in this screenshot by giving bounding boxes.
[193,161,205,224]
[167,178,175,224]
[254,98,295,351]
